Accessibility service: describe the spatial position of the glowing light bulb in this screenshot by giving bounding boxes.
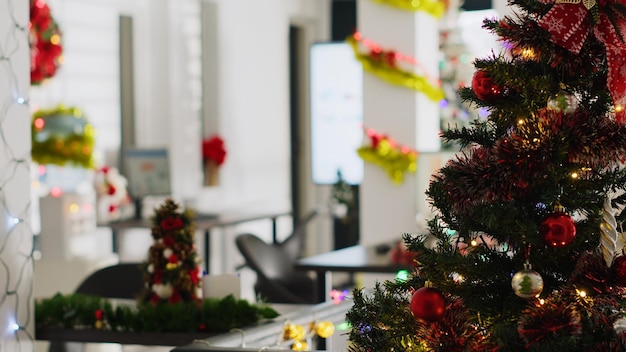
[69,203,79,213]
[616,105,624,113]
[539,298,545,305]
[11,323,20,332]
[50,187,63,197]
[571,172,579,179]
[34,117,45,129]
[470,239,478,246]
[16,97,26,104]
[521,48,535,59]
[577,289,587,297]
[50,34,61,45]
[517,119,525,125]
[396,270,409,282]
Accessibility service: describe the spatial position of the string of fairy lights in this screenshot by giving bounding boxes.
[0,0,34,350]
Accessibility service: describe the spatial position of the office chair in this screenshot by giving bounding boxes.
[235,209,319,304]
[48,263,145,352]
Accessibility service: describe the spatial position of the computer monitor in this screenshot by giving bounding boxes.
[121,148,171,218]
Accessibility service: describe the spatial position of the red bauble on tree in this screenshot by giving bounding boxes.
[410,283,446,323]
[612,255,626,286]
[471,70,504,101]
[540,207,576,248]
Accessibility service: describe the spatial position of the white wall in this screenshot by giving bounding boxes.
[30,0,336,273]
[0,0,33,349]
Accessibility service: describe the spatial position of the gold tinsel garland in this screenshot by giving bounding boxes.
[372,0,446,18]
[357,128,418,184]
[32,105,96,169]
[346,35,444,102]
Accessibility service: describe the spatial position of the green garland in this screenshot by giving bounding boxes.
[372,0,446,18]
[31,105,96,169]
[36,293,279,333]
[346,36,444,103]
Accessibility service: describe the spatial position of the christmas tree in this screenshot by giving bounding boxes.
[346,0,626,350]
[141,198,203,304]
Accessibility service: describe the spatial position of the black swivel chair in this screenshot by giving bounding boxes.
[48,262,145,352]
[235,209,319,304]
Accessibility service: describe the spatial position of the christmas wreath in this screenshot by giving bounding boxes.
[30,0,63,85]
[31,105,96,169]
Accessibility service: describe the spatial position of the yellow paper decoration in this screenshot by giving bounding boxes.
[347,36,444,103]
[373,0,446,18]
[357,132,418,184]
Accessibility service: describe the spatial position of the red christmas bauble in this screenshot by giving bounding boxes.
[471,70,503,101]
[612,256,626,286]
[410,286,446,323]
[540,212,576,247]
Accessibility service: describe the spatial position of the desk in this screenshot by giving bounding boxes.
[295,242,410,303]
[36,301,350,350]
[172,300,352,351]
[108,210,291,273]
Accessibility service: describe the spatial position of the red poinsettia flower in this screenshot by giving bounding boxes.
[202,135,227,166]
[169,289,182,304]
[153,270,163,284]
[189,267,200,284]
[160,217,183,230]
[151,293,160,305]
[163,236,175,247]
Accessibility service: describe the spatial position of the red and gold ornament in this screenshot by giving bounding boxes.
[471,70,504,101]
[540,202,576,248]
[410,282,446,323]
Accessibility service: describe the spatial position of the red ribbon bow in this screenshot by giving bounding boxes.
[538,0,626,123]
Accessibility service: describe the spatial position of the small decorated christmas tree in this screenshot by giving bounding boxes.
[141,198,203,304]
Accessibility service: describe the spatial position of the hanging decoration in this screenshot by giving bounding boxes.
[372,0,446,18]
[599,197,618,267]
[31,105,96,169]
[357,127,418,184]
[410,281,446,323]
[511,245,544,299]
[471,70,505,102]
[30,0,63,85]
[540,201,576,248]
[537,0,626,123]
[346,32,444,103]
